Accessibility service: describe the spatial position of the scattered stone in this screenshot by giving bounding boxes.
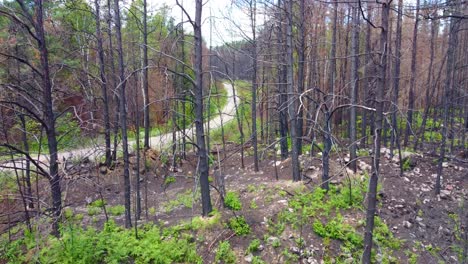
[416,216,423,222]
[267,236,280,245]
[278,200,288,204]
[307,257,319,264]
[290,246,301,255]
[258,244,264,251]
[244,253,253,263]
[439,190,451,199]
[99,166,107,174]
[403,221,412,228]
[403,177,410,183]
[442,162,449,168]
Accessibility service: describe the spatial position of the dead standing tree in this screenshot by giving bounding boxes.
[0,0,62,237]
[361,0,390,262]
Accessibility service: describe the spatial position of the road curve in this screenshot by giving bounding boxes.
[1,82,238,171]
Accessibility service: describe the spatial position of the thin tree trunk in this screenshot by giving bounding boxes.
[194,0,212,216]
[436,8,460,195]
[361,3,372,147]
[390,0,403,158]
[142,0,150,150]
[34,0,62,237]
[107,0,119,163]
[114,0,132,228]
[404,0,420,147]
[94,0,111,166]
[349,3,359,172]
[250,0,259,172]
[286,0,300,181]
[363,0,389,261]
[413,17,438,151]
[323,0,338,190]
[296,0,306,155]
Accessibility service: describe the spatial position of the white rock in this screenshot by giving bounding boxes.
[403,221,412,228]
[244,254,253,263]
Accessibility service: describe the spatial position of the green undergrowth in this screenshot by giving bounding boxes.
[0,220,201,264]
[268,177,402,263]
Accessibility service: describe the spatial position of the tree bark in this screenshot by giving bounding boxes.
[114,0,132,228]
[436,6,460,195]
[286,0,300,181]
[349,3,359,173]
[94,0,111,167]
[404,0,420,147]
[33,0,62,237]
[390,0,403,158]
[194,0,213,216]
[362,0,390,262]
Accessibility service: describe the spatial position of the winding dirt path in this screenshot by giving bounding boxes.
[1,82,238,171]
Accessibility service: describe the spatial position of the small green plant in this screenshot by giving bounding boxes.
[63,208,74,219]
[149,207,156,215]
[247,184,256,193]
[108,205,125,216]
[402,158,411,171]
[249,200,258,209]
[252,256,266,264]
[227,216,250,236]
[224,191,242,211]
[247,239,261,254]
[215,241,236,264]
[87,206,100,216]
[89,199,106,208]
[164,176,176,185]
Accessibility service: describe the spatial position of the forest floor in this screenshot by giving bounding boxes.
[3,142,465,263]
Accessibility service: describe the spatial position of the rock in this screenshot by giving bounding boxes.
[307,257,319,264]
[267,236,280,245]
[290,246,301,255]
[99,166,108,174]
[403,221,412,228]
[244,254,253,263]
[413,167,420,174]
[403,177,410,182]
[442,162,449,168]
[258,244,264,251]
[439,190,451,199]
[416,216,423,222]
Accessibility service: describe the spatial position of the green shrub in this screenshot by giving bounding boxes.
[215,241,236,264]
[224,191,242,211]
[108,205,125,216]
[227,216,250,236]
[1,220,201,264]
[247,239,261,254]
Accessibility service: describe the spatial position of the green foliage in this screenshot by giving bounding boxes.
[87,206,101,216]
[402,158,411,171]
[249,200,258,209]
[215,241,236,264]
[247,239,261,254]
[108,205,125,216]
[227,216,250,236]
[164,176,176,185]
[162,189,197,213]
[224,191,242,211]
[0,221,201,264]
[252,256,266,264]
[89,199,106,208]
